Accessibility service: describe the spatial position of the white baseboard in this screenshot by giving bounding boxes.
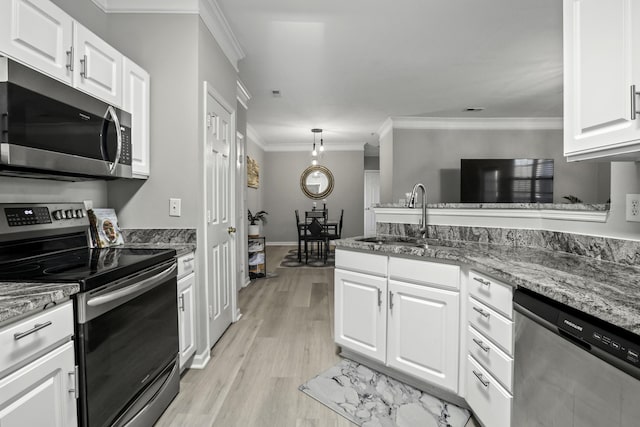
[266,241,297,246]
[189,349,211,370]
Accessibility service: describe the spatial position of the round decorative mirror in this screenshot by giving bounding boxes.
[300,165,334,200]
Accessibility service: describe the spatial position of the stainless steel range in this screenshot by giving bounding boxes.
[0,202,179,427]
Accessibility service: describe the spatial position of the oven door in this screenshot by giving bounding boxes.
[75,260,178,427]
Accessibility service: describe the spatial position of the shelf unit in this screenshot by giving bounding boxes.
[248,236,266,279]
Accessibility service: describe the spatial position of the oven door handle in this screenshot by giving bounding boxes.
[87,263,177,307]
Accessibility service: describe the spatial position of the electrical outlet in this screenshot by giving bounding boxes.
[626,194,640,222]
[169,198,181,217]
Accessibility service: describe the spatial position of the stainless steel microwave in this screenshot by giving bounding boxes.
[0,57,132,180]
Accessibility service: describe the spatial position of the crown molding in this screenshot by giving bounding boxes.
[246,125,267,150]
[377,117,393,140]
[90,0,244,71]
[236,80,251,110]
[198,0,244,71]
[380,116,563,131]
[264,142,366,152]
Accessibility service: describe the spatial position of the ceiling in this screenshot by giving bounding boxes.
[217,0,563,152]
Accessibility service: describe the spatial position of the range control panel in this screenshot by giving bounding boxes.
[0,203,89,242]
[5,207,51,227]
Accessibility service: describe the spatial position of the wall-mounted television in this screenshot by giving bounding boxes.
[460,159,554,203]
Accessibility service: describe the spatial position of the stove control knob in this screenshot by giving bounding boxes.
[65,209,74,219]
[75,209,85,218]
[52,210,64,220]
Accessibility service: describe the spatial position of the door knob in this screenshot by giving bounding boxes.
[227,227,236,234]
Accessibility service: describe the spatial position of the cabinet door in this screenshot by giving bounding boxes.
[387,280,459,392]
[0,341,77,427]
[334,268,387,363]
[123,57,150,178]
[178,273,196,370]
[73,22,122,106]
[0,0,73,84]
[564,0,640,160]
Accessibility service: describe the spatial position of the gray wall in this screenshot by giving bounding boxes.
[105,14,200,227]
[390,128,610,204]
[379,130,393,202]
[0,178,107,205]
[263,151,364,243]
[364,156,380,170]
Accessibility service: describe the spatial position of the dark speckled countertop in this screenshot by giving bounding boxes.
[336,237,640,336]
[0,282,79,325]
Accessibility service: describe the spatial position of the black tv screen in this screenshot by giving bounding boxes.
[460,159,554,203]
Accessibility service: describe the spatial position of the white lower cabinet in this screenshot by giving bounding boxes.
[387,279,459,392]
[334,268,387,363]
[334,250,460,393]
[466,355,512,427]
[0,341,76,427]
[465,270,514,427]
[178,273,196,370]
[177,252,196,371]
[0,301,76,427]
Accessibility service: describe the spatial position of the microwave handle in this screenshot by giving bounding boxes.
[102,106,122,174]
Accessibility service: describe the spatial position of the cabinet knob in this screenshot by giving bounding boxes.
[227,227,236,234]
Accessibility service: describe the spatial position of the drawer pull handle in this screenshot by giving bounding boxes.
[473,370,490,388]
[473,306,490,319]
[473,277,491,286]
[377,289,382,308]
[473,338,490,353]
[389,291,394,311]
[179,294,185,311]
[14,321,53,340]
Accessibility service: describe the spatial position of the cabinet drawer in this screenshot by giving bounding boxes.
[467,325,513,392]
[335,249,387,276]
[468,297,513,355]
[0,301,73,377]
[177,252,195,279]
[468,271,513,319]
[466,355,512,427]
[389,257,459,290]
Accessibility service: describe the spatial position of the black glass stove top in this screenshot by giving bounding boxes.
[0,247,176,292]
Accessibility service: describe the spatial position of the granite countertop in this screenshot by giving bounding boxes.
[0,282,79,324]
[336,237,640,336]
[374,203,609,211]
[123,243,196,257]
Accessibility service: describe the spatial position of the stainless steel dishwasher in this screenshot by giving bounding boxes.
[513,289,640,427]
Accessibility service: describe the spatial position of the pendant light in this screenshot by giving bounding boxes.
[311,128,324,157]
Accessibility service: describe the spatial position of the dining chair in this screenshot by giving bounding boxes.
[294,209,306,262]
[325,209,344,254]
[304,210,329,264]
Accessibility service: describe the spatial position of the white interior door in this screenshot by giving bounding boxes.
[364,170,380,236]
[204,83,235,347]
[236,132,249,290]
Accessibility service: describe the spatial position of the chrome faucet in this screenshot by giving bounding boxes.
[408,183,428,240]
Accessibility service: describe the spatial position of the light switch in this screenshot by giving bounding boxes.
[169,198,181,217]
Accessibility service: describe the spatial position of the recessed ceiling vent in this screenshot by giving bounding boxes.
[272,90,281,97]
[464,107,485,112]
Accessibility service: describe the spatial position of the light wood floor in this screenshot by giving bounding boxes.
[156,246,479,427]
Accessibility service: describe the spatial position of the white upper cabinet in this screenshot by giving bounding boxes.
[73,22,122,107]
[123,57,150,178]
[0,0,73,85]
[564,0,640,161]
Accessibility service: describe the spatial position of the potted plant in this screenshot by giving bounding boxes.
[247,210,268,237]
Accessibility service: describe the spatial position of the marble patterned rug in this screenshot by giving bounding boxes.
[279,249,335,268]
[299,359,471,427]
